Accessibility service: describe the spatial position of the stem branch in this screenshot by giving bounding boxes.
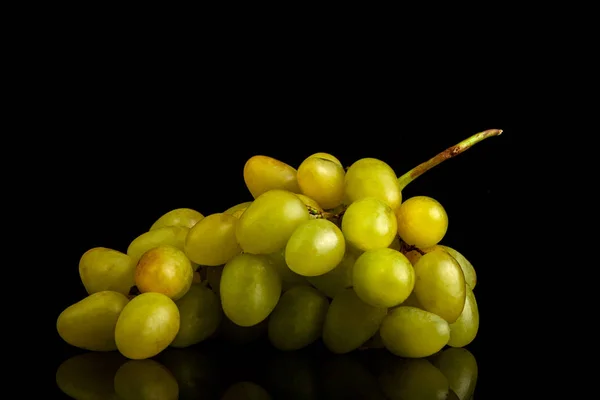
[397,129,503,191]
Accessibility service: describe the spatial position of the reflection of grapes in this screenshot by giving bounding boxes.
[58,129,499,363]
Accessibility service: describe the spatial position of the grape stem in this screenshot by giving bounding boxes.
[397,128,503,191]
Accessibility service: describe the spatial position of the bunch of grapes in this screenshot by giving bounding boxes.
[57,129,501,363]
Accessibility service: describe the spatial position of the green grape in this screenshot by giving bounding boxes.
[268,286,329,351]
[57,291,129,351]
[150,207,204,230]
[79,247,135,295]
[206,265,223,295]
[221,381,272,400]
[341,197,397,251]
[307,248,359,298]
[395,196,448,249]
[135,245,193,301]
[380,306,450,358]
[115,292,180,360]
[379,358,450,400]
[297,155,345,209]
[309,152,342,166]
[127,225,189,264]
[413,250,466,323]
[448,285,479,348]
[438,245,477,289]
[56,352,126,400]
[224,201,253,215]
[322,288,387,354]
[114,359,179,400]
[431,348,478,400]
[353,248,415,308]
[184,213,241,266]
[295,193,323,218]
[266,248,309,289]
[220,253,281,327]
[170,284,222,348]
[236,189,309,254]
[243,155,301,198]
[220,315,269,344]
[285,219,346,277]
[344,157,402,210]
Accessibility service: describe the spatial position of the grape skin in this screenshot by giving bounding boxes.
[396,196,448,249]
[150,207,204,230]
[344,157,402,210]
[243,155,301,198]
[297,155,345,210]
[341,197,397,251]
[184,213,241,266]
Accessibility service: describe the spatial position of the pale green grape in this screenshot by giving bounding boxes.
[380,306,450,358]
[184,213,241,266]
[243,155,301,198]
[439,245,477,289]
[353,248,415,308]
[135,245,193,301]
[115,292,180,360]
[307,248,359,298]
[170,284,222,348]
[57,291,129,351]
[220,253,281,327]
[127,226,189,264]
[285,219,345,277]
[150,207,204,230]
[79,247,135,295]
[344,157,402,210]
[236,189,309,254]
[341,197,397,251]
[221,381,272,400]
[322,288,387,354]
[206,265,223,295]
[413,250,466,323]
[268,286,329,351]
[297,155,345,209]
[396,196,448,249]
[224,201,253,215]
[379,358,450,400]
[309,152,342,166]
[431,348,478,400]
[448,285,479,348]
[265,249,309,290]
[114,359,179,400]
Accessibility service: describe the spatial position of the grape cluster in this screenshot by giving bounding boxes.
[58,130,499,364]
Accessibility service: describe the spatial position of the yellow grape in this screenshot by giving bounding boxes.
[115,292,180,360]
[431,347,478,400]
[150,207,204,230]
[243,155,301,198]
[285,219,346,277]
[56,291,129,351]
[344,157,402,210]
[379,358,450,400]
[322,288,387,354]
[448,285,479,348]
[79,247,135,295]
[127,226,189,264]
[352,248,415,308]
[224,201,253,215]
[220,253,281,327]
[170,284,222,348]
[114,359,179,400]
[341,197,397,251]
[135,245,193,301]
[236,189,309,254]
[296,193,323,218]
[184,213,241,266]
[413,250,466,323]
[439,245,477,289]
[297,155,345,209]
[380,306,450,358]
[307,248,359,298]
[309,152,342,166]
[396,196,448,249]
[268,286,329,351]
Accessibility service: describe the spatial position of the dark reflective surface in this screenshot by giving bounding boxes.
[56,337,478,399]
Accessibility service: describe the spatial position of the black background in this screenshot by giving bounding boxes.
[46,71,519,398]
